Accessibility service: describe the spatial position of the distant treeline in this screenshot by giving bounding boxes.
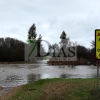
[0,37,24,62]
[77,45,95,64]
[0,37,95,64]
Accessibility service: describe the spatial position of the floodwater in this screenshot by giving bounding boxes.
[0,60,99,87]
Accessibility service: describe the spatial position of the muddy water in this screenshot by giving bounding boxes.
[0,60,99,87]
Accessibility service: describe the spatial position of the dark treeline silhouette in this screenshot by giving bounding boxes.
[77,41,95,64]
[0,37,24,62]
[0,37,96,64]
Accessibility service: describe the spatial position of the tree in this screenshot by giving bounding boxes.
[91,41,95,48]
[90,41,95,64]
[0,37,24,62]
[28,24,37,40]
[77,45,87,59]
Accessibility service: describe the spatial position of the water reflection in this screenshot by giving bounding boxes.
[58,66,66,68]
[60,74,67,78]
[27,74,40,83]
[6,75,22,81]
[60,74,71,78]
[0,61,99,87]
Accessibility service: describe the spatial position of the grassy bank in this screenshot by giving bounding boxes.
[1,78,100,100]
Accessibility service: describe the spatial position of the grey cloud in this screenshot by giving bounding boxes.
[0,0,100,48]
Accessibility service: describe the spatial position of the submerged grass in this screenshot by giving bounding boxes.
[1,78,100,100]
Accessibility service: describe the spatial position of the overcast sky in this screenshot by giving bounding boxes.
[0,0,100,48]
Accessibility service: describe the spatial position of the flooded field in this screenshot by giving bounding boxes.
[0,60,99,87]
